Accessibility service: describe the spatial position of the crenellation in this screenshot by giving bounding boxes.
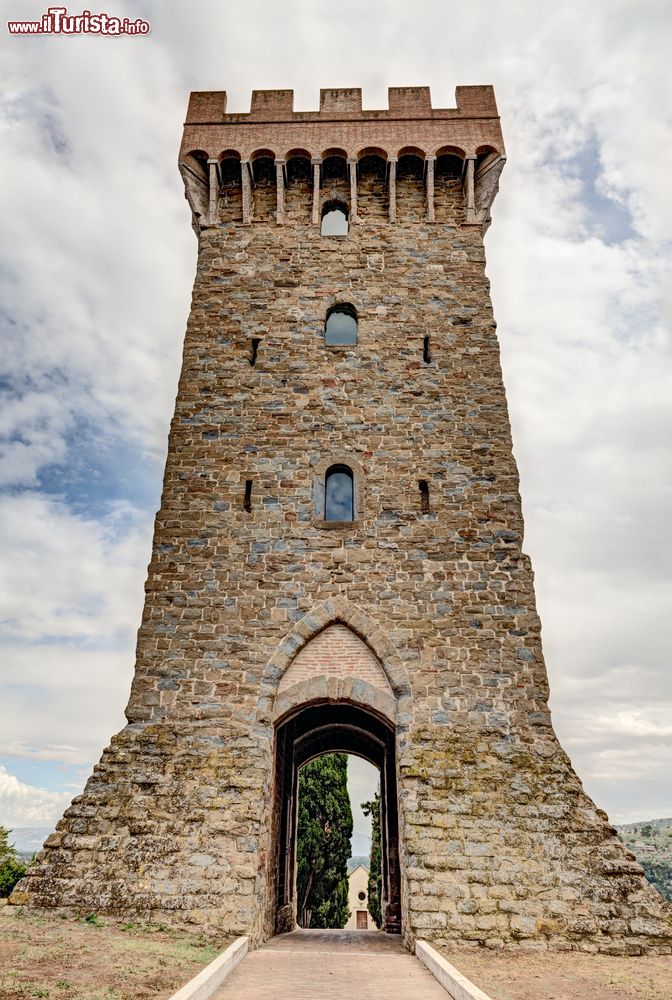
[455,85,499,117]
[185,85,500,125]
[388,86,432,114]
[320,88,363,113]
[250,88,294,114]
[186,90,228,122]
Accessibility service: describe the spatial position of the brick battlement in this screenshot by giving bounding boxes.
[179,83,506,235]
[180,85,505,175]
[185,85,499,124]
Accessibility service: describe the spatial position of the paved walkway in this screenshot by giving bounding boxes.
[213,929,449,999]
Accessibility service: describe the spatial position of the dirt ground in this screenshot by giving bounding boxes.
[442,946,672,1000]
[4,904,672,1000]
[0,905,229,1000]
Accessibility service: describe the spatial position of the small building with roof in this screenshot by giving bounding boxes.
[345,864,373,930]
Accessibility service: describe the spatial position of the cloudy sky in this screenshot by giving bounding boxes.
[1,0,671,853]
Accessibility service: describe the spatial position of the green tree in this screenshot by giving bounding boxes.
[296,754,352,928]
[362,792,383,929]
[0,826,26,898]
[641,861,672,904]
[641,824,654,839]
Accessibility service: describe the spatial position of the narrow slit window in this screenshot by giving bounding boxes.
[250,338,261,366]
[423,336,431,364]
[419,479,430,513]
[325,464,354,521]
[244,479,252,513]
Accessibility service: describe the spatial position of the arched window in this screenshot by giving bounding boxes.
[325,304,357,346]
[325,464,354,521]
[321,200,349,236]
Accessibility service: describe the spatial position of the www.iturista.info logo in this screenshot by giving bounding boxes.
[7,6,150,34]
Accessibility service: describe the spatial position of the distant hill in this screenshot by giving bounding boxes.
[347,856,369,874]
[5,827,53,856]
[616,817,672,834]
[615,817,672,903]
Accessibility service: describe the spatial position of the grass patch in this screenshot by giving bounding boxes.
[0,909,232,1000]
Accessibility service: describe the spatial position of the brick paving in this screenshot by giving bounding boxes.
[214,929,451,999]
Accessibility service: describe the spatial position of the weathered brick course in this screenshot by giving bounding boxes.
[278,624,389,694]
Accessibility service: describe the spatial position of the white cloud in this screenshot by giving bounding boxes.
[1,18,190,487]
[0,496,144,767]
[0,764,71,829]
[0,494,151,642]
[347,756,379,856]
[0,643,131,764]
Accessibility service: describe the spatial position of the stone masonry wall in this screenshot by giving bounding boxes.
[13,86,672,955]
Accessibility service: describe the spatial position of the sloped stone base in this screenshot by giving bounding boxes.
[13,719,672,953]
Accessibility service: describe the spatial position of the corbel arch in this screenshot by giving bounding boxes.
[321,148,349,180]
[285,150,313,186]
[250,147,276,162]
[473,145,506,233]
[217,149,243,224]
[475,143,502,158]
[179,149,210,232]
[434,145,466,225]
[218,148,241,162]
[284,149,313,223]
[434,143,467,160]
[249,149,276,221]
[319,150,351,220]
[396,147,426,222]
[321,147,348,161]
[357,146,388,161]
[397,145,426,159]
[284,147,313,163]
[356,147,388,222]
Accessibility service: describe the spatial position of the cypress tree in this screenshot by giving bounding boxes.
[362,792,383,928]
[296,753,353,928]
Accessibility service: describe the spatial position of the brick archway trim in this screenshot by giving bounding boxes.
[256,597,413,728]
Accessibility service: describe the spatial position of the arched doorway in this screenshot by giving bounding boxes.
[272,702,401,935]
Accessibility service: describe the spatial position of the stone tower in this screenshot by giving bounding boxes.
[14,85,672,954]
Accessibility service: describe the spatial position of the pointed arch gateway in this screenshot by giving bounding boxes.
[264,601,410,936]
[258,596,413,719]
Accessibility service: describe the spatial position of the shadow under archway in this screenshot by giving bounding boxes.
[273,702,401,936]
